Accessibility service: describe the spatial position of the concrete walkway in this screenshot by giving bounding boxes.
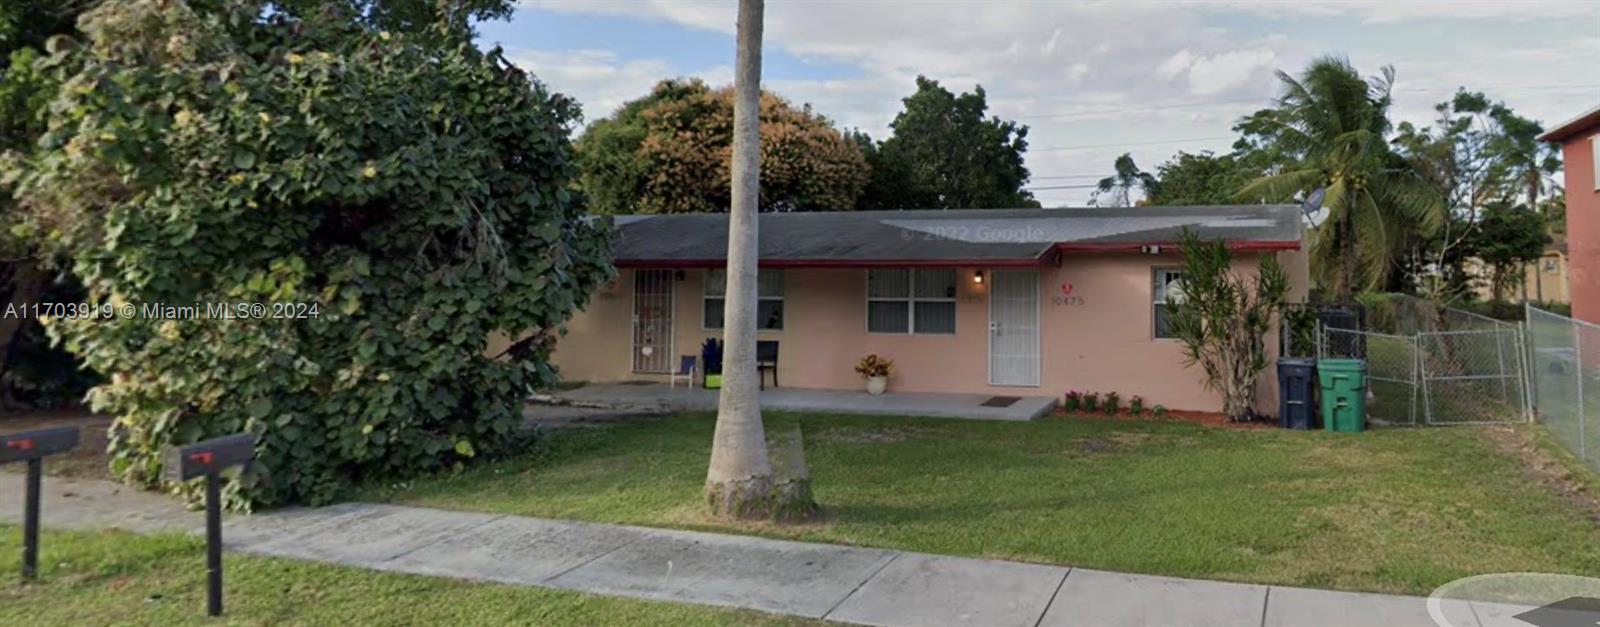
[0,473,1505,626]
[554,382,1059,421]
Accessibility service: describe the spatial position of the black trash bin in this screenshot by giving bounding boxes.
[1316,304,1366,357]
[1277,357,1317,430]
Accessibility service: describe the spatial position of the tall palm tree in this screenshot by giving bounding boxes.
[705,0,774,518]
[1236,57,1442,299]
[1092,153,1158,207]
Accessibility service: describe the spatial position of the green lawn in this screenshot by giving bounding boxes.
[362,412,1600,596]
[0,525,814,626]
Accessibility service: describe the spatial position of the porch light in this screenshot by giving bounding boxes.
[973,270,984,285]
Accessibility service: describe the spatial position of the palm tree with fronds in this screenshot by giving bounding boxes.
[1235,56,1443,300]
[1092,153,1159,207]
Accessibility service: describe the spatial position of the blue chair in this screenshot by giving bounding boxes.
[670,355,697,389]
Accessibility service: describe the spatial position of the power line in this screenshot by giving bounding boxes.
[1029,135,1233,153]
[1008,83,1600,122]
[1019,97,1265,121]
[1030,173,1112,180]
[1022,184,1101,191]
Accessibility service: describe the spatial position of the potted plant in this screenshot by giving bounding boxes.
[1129,395,1146,416]
[854,354,894,395]
[1103,392,1120,415]
[1083,392,1100,412]
[701,338,723,389]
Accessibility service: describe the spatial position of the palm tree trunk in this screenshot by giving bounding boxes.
[705,0,774,519]
[1335,211,1355,301]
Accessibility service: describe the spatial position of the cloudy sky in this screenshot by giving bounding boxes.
[480,0,1600,206]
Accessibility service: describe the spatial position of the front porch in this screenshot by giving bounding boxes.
[548,382,1059,421]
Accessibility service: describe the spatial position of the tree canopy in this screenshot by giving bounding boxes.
[1146,151,1279,206]
[2,0,610,507]
[1388,90,1561,298]
[1236,56,1443,299]
[576,79,869,214]
[1,1,519,407]
[857,76,1038,209]
[1471,202,1550,299]
[1091,153,1158,207]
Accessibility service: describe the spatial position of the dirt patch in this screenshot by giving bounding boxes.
[0,410,114,480]
[813,426,928,444]
[1480,425,1600,522]
[662,502,838,536]
[1076,437,1116,454]
[1038,431,1190,458]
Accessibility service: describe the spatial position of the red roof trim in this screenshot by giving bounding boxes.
[1055,240,1301,254]
[1538,104,1600,143]
[613,240,1298,268]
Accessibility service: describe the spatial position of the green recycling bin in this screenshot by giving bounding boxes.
[1317,358,1367,432]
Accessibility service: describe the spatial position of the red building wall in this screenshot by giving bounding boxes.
[1559,127,1599,323]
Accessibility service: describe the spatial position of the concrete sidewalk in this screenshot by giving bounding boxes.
[1,473,1497,626]
[553,382,1059,421]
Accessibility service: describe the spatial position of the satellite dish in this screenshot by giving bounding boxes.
[1300,187,1327,225]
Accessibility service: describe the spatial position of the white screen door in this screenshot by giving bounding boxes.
[988,269,1040,386]
[632,270,674,373]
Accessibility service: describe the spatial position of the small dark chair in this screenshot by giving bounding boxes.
[756,340,779,389]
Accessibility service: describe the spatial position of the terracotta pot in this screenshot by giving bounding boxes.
[866,375,888,395]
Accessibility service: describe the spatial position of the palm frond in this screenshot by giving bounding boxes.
[1234,168,1321,203]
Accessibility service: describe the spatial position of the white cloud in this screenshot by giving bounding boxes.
[1041,28,1064,56]
[1156,49,1195,80]
[505,49,728,123]
[514,0,1598,204]
[1186,48,1277,95]
[1066,62,1090,84]
[1194,0,1600,24]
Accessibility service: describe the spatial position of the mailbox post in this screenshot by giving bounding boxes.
[164,434,254,617]
[1,426,80,581]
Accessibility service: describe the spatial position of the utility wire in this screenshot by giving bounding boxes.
[1029,135,1234,153]
[1009,83,1600,121]
[1020,97,1266,120]
[1022,184,1101,190]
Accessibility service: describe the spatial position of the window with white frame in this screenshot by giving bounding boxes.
[1591,134,1599,191]
[866,269,957,334]
[704,269,784,330]
[1153,268,1185,339]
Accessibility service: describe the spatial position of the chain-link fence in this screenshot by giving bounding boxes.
[1319,326,1419,425]
[1419,327,1530,424]
[1526,305,1600,473]
[1311,296,1530,426]
[1366,293,1516,334]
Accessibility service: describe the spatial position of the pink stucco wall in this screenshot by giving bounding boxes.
[534,248,1309,415]
[1558,129,1600,323]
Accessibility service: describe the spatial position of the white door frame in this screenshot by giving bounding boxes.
[630,269,675,373]
[987,268,1041,387]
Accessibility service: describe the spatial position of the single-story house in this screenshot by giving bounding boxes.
[520,205,1310,414]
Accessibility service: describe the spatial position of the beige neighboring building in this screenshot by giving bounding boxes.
[1465,236,1570,304]
[507,206,1310,415]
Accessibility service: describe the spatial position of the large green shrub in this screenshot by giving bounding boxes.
[2,0,611,507]
[1168,231,1289,422]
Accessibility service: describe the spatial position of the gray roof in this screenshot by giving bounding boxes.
[610,205,1303,266]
